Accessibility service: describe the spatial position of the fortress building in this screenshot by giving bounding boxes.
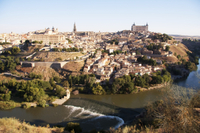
[131,23,148,32]
[30,27,65,44]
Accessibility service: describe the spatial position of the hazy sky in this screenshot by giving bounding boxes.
[0,0,200,36]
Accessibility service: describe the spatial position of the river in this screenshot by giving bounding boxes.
[0,59,199,132]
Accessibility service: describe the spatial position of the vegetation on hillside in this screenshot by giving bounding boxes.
[3,46,21,55]
[146,43,163,51]
[0,117,64,133]
[107,39,119,45]
[151,33,173,42]
[137,55,157,66]
[132,85,200,133]
[66,69,171,95]
[0,78,66,109]
[52,47,82,52]
[32,40,43,44]
[0,56,20,72]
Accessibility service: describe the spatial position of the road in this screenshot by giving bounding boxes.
[1,72,31,80]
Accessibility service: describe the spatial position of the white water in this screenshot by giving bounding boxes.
[64,105,124,129]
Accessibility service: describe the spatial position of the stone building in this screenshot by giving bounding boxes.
[30,34,65,45]
[30,27,65,44]
[131,23,148,32]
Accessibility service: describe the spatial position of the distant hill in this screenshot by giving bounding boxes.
[170,34,200,42]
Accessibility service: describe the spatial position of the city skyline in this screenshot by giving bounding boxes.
[0,0,200,36]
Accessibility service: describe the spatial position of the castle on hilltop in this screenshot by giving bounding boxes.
[131,23,148,32]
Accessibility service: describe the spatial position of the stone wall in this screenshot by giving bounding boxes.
[20,61,69,69]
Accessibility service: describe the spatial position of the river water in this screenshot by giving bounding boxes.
[0,59,199,132]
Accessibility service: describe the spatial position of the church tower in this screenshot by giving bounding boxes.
[73,23,77,32]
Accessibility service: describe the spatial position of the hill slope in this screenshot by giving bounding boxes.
[169,43,191,61]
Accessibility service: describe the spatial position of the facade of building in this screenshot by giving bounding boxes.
[131,23,148,32]
[30,34,65,44]
[30,27,65,44]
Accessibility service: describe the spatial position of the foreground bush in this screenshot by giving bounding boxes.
[0,117,64,133]
[65,122,82,133]
[140,85,200,133]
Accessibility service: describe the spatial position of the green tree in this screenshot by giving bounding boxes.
[151,75,163,84]
[92,85,105,95]
[55,85,66,98]
[165,46,170,51]
[11,46,21,55]
[23,87,45,102]
[54,76,61,83]
[177,55,181,60]
[4,91,11,101]
[0,60,5,71]
[62,80,69,88]
[135,76,146,87]
[124,82,135,93]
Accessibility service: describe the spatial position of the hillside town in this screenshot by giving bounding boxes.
[0,23,182,83]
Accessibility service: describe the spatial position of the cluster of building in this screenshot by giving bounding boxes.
[83,51,163,82]
[0,23,176,55]
[0,23,181,83]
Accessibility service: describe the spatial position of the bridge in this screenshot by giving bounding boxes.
[20,61,70,69]
[20,52,91,69]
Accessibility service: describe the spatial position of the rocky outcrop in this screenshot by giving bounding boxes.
[72,90,79,95]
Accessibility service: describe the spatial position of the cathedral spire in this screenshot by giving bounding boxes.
[73,23,77,32]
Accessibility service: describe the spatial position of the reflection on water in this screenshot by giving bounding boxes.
[69,88,164,109]
[174,59,200,89]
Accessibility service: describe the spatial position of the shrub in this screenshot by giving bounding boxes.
[65,122,82,133]
[62,80,69,88]
[55,85,66,98]
[21,103,31,109]
[0,101,20,110]
[54,76,61,83]
[92,85,105,95]
[53,104,58,107]
[38,100,46,108]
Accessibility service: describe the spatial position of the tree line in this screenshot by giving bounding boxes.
[3,46,21,55]
[0,56,20,72]
[52,47,83,52]
[151,33,173,42]
[65,70,171,95]
[0,78,66,107]
[112,69,171,94]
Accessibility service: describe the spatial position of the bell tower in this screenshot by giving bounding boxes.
[73,23,77,32]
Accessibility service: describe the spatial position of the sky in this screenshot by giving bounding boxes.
[0,0,200,36]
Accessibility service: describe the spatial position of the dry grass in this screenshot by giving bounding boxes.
[17,66,63,81]
[20,45,44,56]
[33,52,84,62]
[0,117,64,133]
[170,43,190,61]
[153,56,178,63]
[31,66,63,81]
[62,61,84,72]
[139,85,200,133]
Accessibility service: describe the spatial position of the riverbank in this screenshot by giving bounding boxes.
[52,89,70,105]
[136,82,171,92]
[0,101,21,110]
[0,100,38,110]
